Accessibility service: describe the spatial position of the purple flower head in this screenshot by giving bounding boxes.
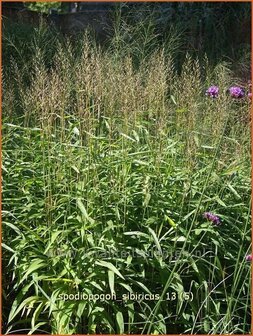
[229,86,245,99]
[206,86,219,98]
[246,254,252,262]
[248,92,252,99]
[203,212,221,225]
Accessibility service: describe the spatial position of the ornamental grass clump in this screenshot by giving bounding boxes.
[2,19,251,336]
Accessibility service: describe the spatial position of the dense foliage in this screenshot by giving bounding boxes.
[2,4,251,334]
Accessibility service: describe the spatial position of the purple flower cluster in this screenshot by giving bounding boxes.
[229,86,245,99]
[206,85,250,99]
[202,211,251,263]
[203,212,221,225]
[206,86,219,98]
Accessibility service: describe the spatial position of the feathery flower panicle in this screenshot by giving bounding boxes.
[229,86,244,99]
[203,212,221,225]
[206,86,219,98]
[245,254,252,262]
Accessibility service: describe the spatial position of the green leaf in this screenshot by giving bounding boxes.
[95,261,125,280]
[127,302,134,325]
[8,296,41,323]
[73,126,80,136]
[116,311,124,333]
[31,302,44,331]
[215,196,226,207]
[8,283,34,323]
[3,221,21,234]
[165,215,177,228]
[108,270,115,296]
[77,198,95,224]
[148,228,162,255]
[28,322,47,335]
[44,230,62,254]
[203,319,210,332]
[123,231,150,239]
[201,145,214,149]
[227,183,241,199]
[133,159,149,166]
[118,282,133,293]
[189,257,199,274]
[2,243,15,253]
[20,260,47,283]
[171,236,186,242]
[156,314,166,333]
[171,95,177,105]
[76,302,87,319]
[131,280,152,294]
[90,281,104,291]
[71,165,80,174]
[120,133,136,142]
